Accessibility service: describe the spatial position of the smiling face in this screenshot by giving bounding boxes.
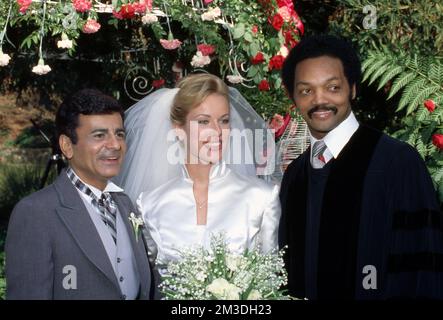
[60,113,126,190]
[293,56,356,139]
[177,93,230,165]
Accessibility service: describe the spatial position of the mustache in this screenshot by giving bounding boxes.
[307,105,338,118]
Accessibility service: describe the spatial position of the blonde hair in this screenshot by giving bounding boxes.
[171,73,229,126]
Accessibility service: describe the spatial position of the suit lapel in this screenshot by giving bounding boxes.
[54,172,120,292]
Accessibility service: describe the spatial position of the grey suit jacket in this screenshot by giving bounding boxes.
[5,171,153,300]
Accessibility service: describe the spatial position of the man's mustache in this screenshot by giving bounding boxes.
[307,105,338,118]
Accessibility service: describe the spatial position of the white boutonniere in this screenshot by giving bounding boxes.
[128,212,144,242]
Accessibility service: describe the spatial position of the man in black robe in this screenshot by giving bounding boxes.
[279,34,442,299]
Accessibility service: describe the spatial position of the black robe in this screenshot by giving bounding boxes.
[279,125,443,299]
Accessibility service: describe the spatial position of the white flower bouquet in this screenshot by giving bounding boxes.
[158,233,289,300]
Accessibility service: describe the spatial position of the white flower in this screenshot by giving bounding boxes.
[195,271,207,281]
[226,75,244,84]
[206,278,241,300]
[57,39,73,49]
[32,59,51,75]
[201,7,221,21]
[247,289,262,300]
[190,51,211,68]
[226,254,243,272]
[142,13,158,24]
[0,51,11,67]
[278,45,289,58]
[128,212,144,241]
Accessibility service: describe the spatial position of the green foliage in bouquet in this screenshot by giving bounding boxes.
[159,233,289,300]
[329,0,443,201]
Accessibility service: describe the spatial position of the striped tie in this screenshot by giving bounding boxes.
[311,140,327,169]
[67,168,117,244]
[95,193,118,244]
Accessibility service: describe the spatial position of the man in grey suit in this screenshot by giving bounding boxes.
[5,89,153,300]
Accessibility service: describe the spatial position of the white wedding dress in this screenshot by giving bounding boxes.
[114,87,280,265]
[137,160,281,264]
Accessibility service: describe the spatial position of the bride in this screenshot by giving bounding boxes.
[115,73,281,265]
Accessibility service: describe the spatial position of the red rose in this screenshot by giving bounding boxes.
[277,0,294,9]
[114,4,135,20]
[283,30,299,48]
[251,25,259,34]
[295,17,305,35]
[271,14,284,31]
[432,134,443,150]
[152,79,165,88]
[258,79,270,91]
[251,52,265,65]
[275,113,291,139]
[424,99,436,112]
[269,55,285,71]
[197,44,216,56]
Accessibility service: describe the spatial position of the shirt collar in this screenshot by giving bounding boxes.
[67,168,124,198]
[309,111,359,159]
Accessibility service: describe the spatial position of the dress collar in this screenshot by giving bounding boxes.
[181,160,230,183]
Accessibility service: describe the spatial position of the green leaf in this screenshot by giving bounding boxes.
[232,23,245,39]
[397,78,427,112]
[368,62,389,85]
[406,85,441,115]
[376,65,403,91]
[244,32,253,43]
[362,58,387,83]
[388,72,417,99]
[247,65,259,78]
[248,41,260,56]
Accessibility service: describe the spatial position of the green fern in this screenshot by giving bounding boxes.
[387,72,417,99]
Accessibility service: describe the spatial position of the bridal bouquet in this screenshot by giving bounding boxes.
[158,233,289,300]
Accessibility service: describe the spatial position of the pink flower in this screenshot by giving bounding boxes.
[140,0,153,12]
[152,79,165,88]
[133,2,147,14]
[0,51,11,67]
[72,0,92,13]
[197,44,216,56]
[277,6,292,22]
[270,113,291,139]
[32,59,51,75]
[424,99,436,113]
[17,0,32,13]
[190,51,211,68]
[160,38,182,50]
[204,0,214,4]
[251,25,258,34]
[269,114,285,131]
[82,19,101,34]
[277,0,294,9]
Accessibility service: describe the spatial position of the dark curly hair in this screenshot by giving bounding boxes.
[281,34,361,100]
[56,89,124,144]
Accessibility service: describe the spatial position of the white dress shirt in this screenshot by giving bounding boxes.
[309,111,359,166]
